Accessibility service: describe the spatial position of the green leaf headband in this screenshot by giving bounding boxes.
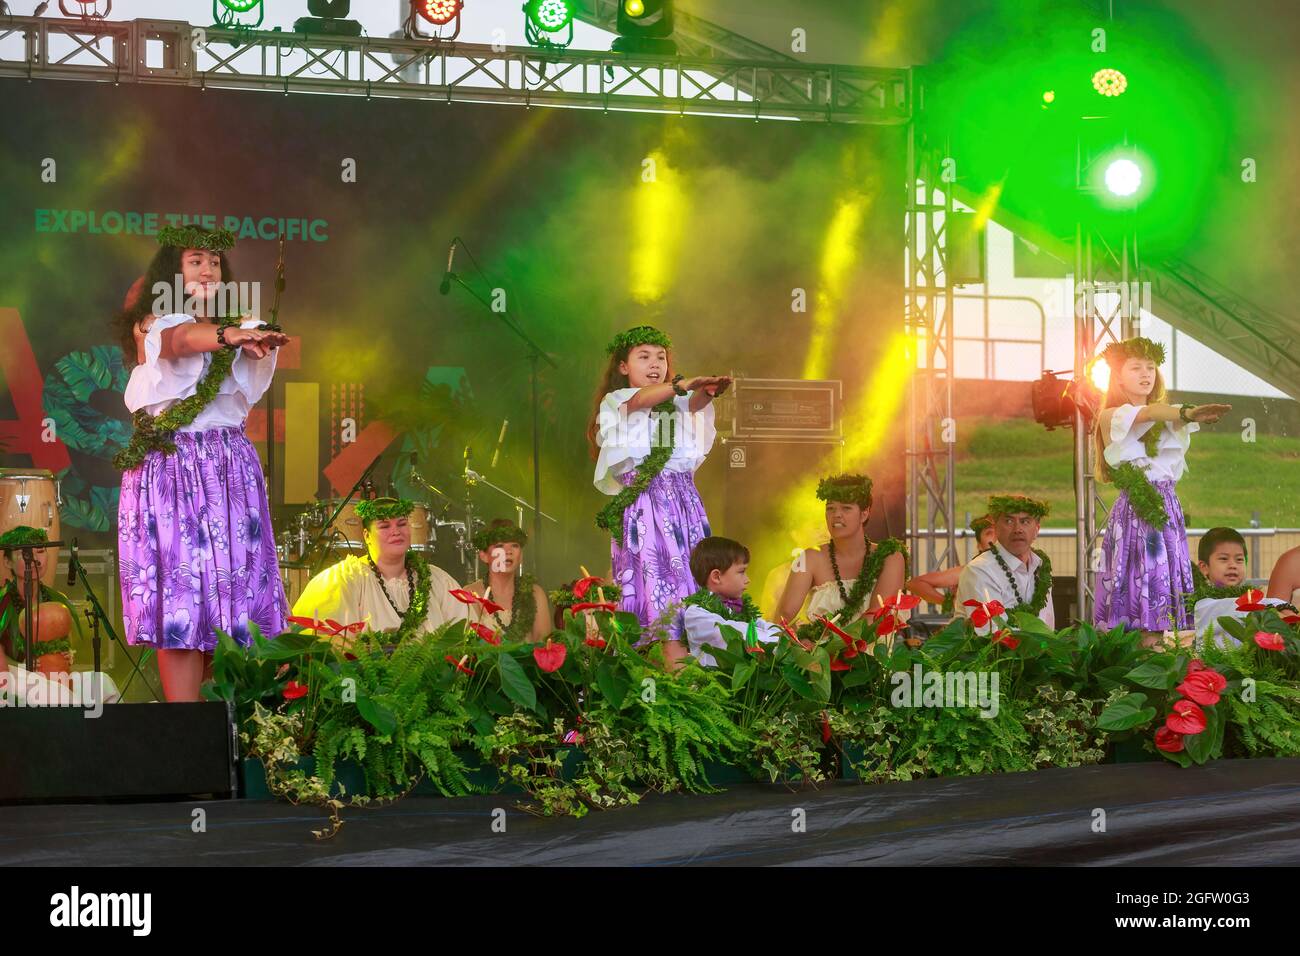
[970,514,994,537]
[987,494,1050,521]
[0,525,49,551]
[156,225,237,252]
[1100,336,1166,370]
[472,523,529,553]
[354,497,414,527]
[816,473,873,509]
[606,325,673,357]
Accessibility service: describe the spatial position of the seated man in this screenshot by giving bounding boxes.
[955,495,1054,631]
[0,525,120,706]
[293,498,468,645]
[1191,527,1292,648]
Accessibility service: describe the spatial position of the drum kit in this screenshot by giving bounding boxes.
[275,449,554,607]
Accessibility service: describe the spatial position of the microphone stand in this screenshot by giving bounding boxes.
[67,546,161,702]
[304,451,385,574]
[442,241,557,565]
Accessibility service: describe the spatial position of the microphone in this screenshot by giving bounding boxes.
[439,240,458,295]
[490,419,509,469]
[67,537,78,588]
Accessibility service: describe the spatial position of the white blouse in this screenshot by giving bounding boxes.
[291,555,471,635]
[1104,404,1199,483]
[122,313,278,431]
[593,387,716,495]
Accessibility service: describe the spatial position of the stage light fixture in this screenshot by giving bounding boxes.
[416,0,460,25]
[613,0,676,55]
[1092,67,1127,97]
[213,0,262,28]
[407,0,462,39]
[1104,157,1141,197]
[59,0,112,18]
[295,0,362,37]
[523,0,574,50]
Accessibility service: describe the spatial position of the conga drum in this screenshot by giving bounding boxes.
[0,469,61,587]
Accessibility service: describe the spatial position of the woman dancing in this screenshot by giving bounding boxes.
[587,325,730,665]
[1092,336,1230,638]
[113,226,290,701]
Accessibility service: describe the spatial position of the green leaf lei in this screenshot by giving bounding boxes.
[1180,566,1253,615]
[366,550,432,645]
[990,546,1054,615]
[827,536,909,622]
[596,398,677,541]
[489,573,538,642]
[113,316,281,471]
[682,588,760,623]
[1111,461,1171,530]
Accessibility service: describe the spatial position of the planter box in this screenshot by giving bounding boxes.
[1109,737,1161,764]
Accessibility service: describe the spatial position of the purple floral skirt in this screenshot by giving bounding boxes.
[610,468,711,639]
[118,425,288,652]
[1094,479,1193,631]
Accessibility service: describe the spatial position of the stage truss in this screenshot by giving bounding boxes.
[0,14,909,125]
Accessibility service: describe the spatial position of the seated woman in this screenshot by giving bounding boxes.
[906,514,996,612]
[464,520,551,643]
[775,473,908,625]
[1267,544,1300,607]
[293,498,468,647]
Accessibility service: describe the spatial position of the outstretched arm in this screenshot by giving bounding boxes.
[776,551,815,624]
[907,565,963,605]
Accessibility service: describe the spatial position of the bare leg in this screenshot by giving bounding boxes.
[156,648,205,702]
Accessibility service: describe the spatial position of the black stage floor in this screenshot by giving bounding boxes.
[3,759,1298,866]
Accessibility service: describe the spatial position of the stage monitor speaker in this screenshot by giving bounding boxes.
[0,701,236,803]
[730,378,841,440]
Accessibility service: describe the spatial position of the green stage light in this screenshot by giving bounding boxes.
[526,0,573,32]
[1104,157,1141,197]
[213,0,263,28]
[613,0,675,54]
[218,0,260,9]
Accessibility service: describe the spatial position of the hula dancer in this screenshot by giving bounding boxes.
[776,474,908,625]
[956,495,1054,630]
[1092,336,1230,635]
[113,226,290,702]
[293,497,469,645]
[586,325,731,658]
[465,519,551,643]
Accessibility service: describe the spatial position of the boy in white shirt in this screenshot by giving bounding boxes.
[1191,527,1292,648]
[672,536,781,668]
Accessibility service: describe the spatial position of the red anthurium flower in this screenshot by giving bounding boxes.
[479,598,506,616]
[829,657,852,672]
[1235,589,1267,612]
[1154,726,1185,753]
[469,622,501,645]
[875,593,922,615]
[841,641,859,659]
[572,576,604,599]
[746,643,766,655]
[992,629,1019,650]
[1186,659,1208,674]
[570,601,618,614]
[1282,613,1300,626]
[876,615,903,637]
[449,588,479,605]
[584,637,607,649]
[1254,631,1286,651]
[1165,699,1207,736]
[287,615,322,630]
[1176,670,1226,706]
[821,712,832,744]
[444,654,476,676]
[534,639,567,673]
[282,680,309,700]
[776,617,813,650]
[817,615,855,646]
[963,598,1006,629]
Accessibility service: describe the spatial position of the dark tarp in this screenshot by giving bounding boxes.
[2,758,1299,866]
